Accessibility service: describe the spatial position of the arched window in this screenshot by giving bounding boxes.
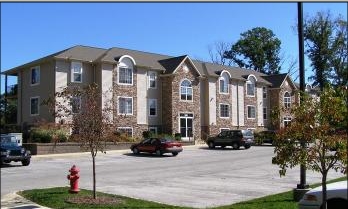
[246,76,256,96]
[219,72,229,93]
[180,80,192,101]
[284,92,291,108]
[118,56,135,85]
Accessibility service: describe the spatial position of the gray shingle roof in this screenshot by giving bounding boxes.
[158,55,188,74]
[262,73,288,88]
[1,45,284,87]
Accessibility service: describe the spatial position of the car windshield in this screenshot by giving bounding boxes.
[160,138,173,143]
[1,137,17,146]
[242,130,253,136]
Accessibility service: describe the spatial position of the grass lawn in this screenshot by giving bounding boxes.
[19,177,347,209]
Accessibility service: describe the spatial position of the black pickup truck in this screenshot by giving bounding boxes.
[1,135,31,166]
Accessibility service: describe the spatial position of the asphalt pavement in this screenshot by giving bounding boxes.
[1,145,345,208]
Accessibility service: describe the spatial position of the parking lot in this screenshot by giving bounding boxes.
[1,145,344,208]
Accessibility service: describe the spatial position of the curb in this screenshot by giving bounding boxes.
[1,192,50,209]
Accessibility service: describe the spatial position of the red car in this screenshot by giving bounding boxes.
[130,138,183,156]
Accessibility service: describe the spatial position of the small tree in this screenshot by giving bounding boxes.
[272,86,347,209]
[44,83,115,199]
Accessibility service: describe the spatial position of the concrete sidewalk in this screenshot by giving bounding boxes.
[1,192,50,209]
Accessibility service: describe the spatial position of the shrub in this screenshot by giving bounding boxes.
[174,133,181,141]
[30,128,52,143]
[142,131,152,139]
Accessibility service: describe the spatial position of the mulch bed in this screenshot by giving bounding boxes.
[66,195,124,205]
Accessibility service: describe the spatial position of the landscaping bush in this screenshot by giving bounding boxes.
[174,133,182,141]
[30,128,52,143]
[142,131,152,139]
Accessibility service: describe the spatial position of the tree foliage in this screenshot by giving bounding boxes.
[224,27,281,75]
[304,11,347,89]
[43,83,115,199]
[272,86,347,209]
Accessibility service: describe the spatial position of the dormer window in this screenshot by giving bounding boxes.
[117,55,135,85]
[219,72,229,94]
[246,75,256,97]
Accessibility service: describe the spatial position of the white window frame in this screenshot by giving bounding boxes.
[284,92,291,108]
[148,99,157,117]
[219,103,230,118]
[118,97,133,115]
[148,71,157,89]
[247,105,256,119]
[30,66,40,86]
[263,87,267,99]
[219,73,229,94]
[263,107,267,120]
[149,127,157,135]
[180,79,193,101]
[283,117,292,127]
[71,96,81,114]
[117,127,133,137]
[30,96,40,116]
[118,67,133,85]
[71,61,83,83]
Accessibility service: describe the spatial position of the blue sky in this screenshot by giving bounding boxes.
[1,2,347,93]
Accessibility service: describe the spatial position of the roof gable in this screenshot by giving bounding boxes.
[159,55,202,76]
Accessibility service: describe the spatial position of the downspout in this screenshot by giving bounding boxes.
[4,74,8,124]
[236,81,240,129]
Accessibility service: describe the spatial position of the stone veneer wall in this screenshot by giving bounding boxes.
[244,83,258,128]
[212,81,233,136]
[162,62,201,140]
[162,76,174,134]
[113,66,148,139]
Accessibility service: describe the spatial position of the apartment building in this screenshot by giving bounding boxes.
[2,45,298,141]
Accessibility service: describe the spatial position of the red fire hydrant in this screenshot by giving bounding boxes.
[67,165,80,193]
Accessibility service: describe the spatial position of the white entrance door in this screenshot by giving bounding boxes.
[180,113,193,141]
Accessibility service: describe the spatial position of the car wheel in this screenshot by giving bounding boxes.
[244,144,251,149]
[232,143,240,150]
[172,152,178,156]
[155,149,162,156]
[208,141,215,149]
[132,148,139,155]
[22,159,30,166]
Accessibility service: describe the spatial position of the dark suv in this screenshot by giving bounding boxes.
[206,130,254,150]
[1,135,31,166]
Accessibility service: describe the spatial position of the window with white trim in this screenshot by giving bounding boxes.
[148,71,157,88]
[71,96,81,114]
[246,77,256,96]
[118,97,133,115]
[263,87,267,99]
[219,72,229,93]
[283,117,292,127]
[284,92,291,108]
[247,105,256,119]
[149,127,157,135]
[263,107,267,120]
[30,97,39,116]
[31,66,40,85]
[148,99,157,116]
[180,80,192,101]
[71,61,82,83]
[117,127,133,137]
[118,67,133,84]
[220,104,230,118]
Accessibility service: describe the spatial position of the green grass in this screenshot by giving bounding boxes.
[19,177,347,209]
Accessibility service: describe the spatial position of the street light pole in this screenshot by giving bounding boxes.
[297,1,309,191]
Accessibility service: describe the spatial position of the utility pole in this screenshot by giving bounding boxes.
[294,2,310,200]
